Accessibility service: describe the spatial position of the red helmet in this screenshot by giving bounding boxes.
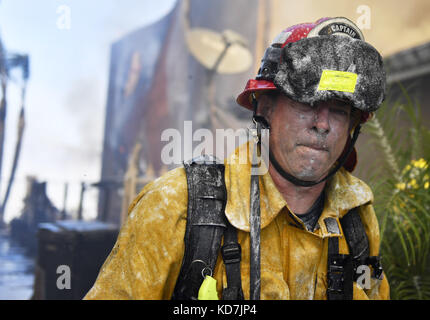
[236,17,387,172]
[238,18,324,108]
[236,17,376,124]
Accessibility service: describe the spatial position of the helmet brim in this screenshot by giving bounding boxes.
[236,79,278,110]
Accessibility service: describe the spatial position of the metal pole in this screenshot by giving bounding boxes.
[77,182,86,220]
[0,84,26,218]
[0,40,7,228]
[61,183,68,220]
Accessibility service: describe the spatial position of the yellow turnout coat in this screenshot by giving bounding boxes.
[85,143,389,300]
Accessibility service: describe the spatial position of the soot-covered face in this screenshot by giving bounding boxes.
[262,94,352,182]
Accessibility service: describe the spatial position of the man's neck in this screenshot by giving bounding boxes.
[268,164,326,215]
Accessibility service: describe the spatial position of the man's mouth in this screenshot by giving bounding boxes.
[297,143,328,152]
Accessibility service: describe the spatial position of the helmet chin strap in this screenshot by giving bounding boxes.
[251,95,361,188]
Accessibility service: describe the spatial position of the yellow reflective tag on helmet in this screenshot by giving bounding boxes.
[198,276,219,300]
[317,70,358,93]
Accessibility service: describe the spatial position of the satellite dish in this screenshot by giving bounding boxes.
[185,28,253,74]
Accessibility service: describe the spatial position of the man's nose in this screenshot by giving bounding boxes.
[312,106,330,134]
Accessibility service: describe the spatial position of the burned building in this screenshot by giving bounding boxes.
[97,0,266,225]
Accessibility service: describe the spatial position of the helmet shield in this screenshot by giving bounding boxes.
[274,35,386,112]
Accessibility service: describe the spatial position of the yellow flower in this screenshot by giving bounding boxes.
[396,182,406,190]
[425,181,429,189]
[412,158,428,169]
[408,179,418,189]
[402,164,412,175]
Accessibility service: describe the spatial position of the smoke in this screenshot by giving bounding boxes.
[62,77,104,166]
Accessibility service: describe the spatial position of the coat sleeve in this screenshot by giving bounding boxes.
[83,167,188,300]
[359,203,390,300]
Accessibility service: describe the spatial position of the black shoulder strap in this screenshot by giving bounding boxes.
[221,222,244,300]
[327,236,354,300]
[172,158,227,300]
[342,207,384,281]
[326,216,354,300]
[341,207,370,261]
[172,157,243,300]
[327,207,384,300]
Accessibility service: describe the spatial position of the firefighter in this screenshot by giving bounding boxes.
[85,17,389,300]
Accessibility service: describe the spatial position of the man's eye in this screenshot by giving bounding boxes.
[331,108,348,116]
[295,103,313,111]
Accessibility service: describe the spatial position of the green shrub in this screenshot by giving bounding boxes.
[364,84,430,299]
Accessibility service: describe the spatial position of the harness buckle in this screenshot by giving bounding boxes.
[367,256,384,280]
[327,266,344,293]
[327,254,350,295]
[221,243,242,264]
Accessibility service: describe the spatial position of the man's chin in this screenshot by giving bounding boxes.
[292,163,329,182]
[293,171,321,181]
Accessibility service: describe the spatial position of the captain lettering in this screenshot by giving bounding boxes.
[330,24,357,38]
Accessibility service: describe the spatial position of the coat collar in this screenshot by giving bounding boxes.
[224,141,373,232]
